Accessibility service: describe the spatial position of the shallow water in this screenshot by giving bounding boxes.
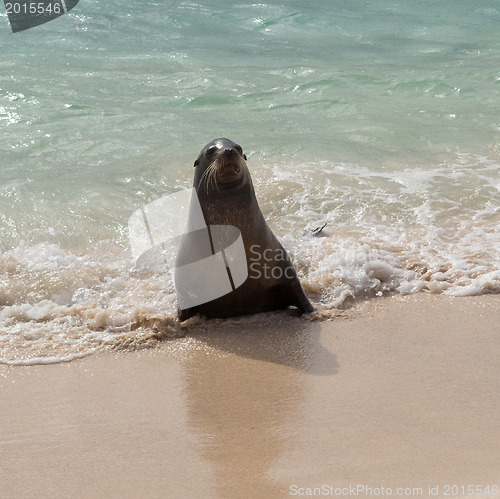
[1,0,499,362]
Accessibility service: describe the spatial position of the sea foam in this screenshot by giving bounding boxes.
[1,153,499,364]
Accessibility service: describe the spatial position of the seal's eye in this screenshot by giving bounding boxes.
[206,146,218,160]
[234,145,246,160]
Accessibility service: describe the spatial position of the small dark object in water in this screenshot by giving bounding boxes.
[309,223,327,237]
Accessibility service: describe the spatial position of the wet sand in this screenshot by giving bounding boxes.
[1,294,499,498]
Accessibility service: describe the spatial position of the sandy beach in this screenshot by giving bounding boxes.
[1,294,499,498]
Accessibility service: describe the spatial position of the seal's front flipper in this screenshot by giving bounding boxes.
[289,280,315,314]
[178,306,198,321]
[297,294,315,314]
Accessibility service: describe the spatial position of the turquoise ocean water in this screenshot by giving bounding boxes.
[1,1,499,362]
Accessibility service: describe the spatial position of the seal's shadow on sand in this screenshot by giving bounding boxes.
[179,312,338,496]
[185,312,338,376]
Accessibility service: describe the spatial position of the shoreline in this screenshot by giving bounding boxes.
[1,294,499,498]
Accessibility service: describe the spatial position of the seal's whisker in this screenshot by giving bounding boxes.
[200,161,218,193]
[200,152,250,193]
[210,160,219,192]
[208,161,221,193]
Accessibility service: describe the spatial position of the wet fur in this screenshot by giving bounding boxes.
[177,138,314,320]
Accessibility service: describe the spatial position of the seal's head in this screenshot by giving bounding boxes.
[194,138,250,192]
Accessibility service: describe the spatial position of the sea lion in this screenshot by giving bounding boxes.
[175,138,314,320]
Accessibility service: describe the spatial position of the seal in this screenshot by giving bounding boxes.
[176,138,314,320]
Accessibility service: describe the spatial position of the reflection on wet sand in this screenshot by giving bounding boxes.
[1,295,498,496]
[178,314,337,497]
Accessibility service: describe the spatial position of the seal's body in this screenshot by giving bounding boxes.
[177,138,313,320]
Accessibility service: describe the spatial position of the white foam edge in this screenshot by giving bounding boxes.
[0,349,99,366]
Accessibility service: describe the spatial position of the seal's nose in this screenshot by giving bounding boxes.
[222,147,236,159]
